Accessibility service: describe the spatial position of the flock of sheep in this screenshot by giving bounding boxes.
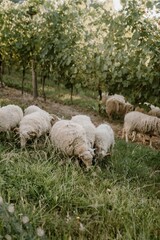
[0,104,115,168]
[0,96,159,169]
[101,93,160,147]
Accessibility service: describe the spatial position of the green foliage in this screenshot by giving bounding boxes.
[0,0,160,105]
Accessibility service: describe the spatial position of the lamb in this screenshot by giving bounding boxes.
[19,110,55,147]
[94,123,115,159]
[50,120,94,168]
[122,111,160,147]
[71,115,96,148]
[105,96,133,121]
[0,104,23,133]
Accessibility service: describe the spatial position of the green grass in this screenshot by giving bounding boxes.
[0,137,159,239]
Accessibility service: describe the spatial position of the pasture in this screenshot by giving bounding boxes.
[0,86,160,239]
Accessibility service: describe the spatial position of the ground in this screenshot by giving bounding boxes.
[0,86,160,149]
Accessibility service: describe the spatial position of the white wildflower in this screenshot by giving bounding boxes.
[36,227,45,237]
[106,188,111,193]
[22,215,29,224]
[7,204,15,214]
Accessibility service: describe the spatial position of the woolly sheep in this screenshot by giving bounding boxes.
[19,110,55,147]
[122,111,160,147]
[50,120,94,168]
[101,93,125,106]
[148,106,160,118]
[24,105,43,116]
[71,115,96,148]
[105,97,133,121]
[0,104,23,133]
[94,123,115,159]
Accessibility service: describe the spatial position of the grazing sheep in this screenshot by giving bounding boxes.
[24,105,43,116]
[71,115,96,148]
[148,106,160,118]
[122,111,160,147]
[0,104,23,133]
[94,123,115,159]
[19,110,55,147]
[50,120,94,168]
[105,96,133,121]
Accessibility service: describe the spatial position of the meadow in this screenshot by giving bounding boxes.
[0,132,160,239]
[0,72,160,239]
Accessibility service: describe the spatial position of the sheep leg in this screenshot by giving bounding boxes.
[121,128,124,139]
[149,136,153,148]
[131,131,136,142]
[125,131,129,142]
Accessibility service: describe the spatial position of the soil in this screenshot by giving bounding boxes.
[0,86,160,150]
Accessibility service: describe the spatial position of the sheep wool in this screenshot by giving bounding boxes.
[148,106,160,118]
[123,111,160,147]
[71,115,96,148]
[0,104,23,132]
[105,96,133,120]
[24,105,43,116]
[50,120,94,168]
[19,110,53,147]
[94,123,115,158]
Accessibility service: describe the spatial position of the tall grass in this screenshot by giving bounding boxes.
[0,137,159,239]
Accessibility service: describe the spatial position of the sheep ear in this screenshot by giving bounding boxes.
[13,127,19,133]
[50,114,61,125]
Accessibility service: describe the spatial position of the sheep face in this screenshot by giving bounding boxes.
[20,131,37,147]
[125,103,134,114]
[79,150,93,168]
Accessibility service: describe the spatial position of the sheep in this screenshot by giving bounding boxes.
[105,97,133,121]
[100,93,125,106]
[50,120,94,168]
[24,105,43,116]
[71,115,96,148]
[19,110,55,148]
[122,111,160,147]
[0,104,23,134]
[94,123,115,159]
[148,106,160,118]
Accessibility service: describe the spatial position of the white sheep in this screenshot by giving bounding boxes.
[105,96,133,121]
[19,110,55,147]
[0,104,23,133]
[71,115,96,148]
[122,111,160,147]
[24,105,43,116]
[100,93,125,107]
[148,106,160,118]
[50,120,94,168]
[94,123,115,159]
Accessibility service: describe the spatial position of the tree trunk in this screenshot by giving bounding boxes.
[42,75,46,102]
[21,65,25,95]
[70,83,73,103]
[98,85,102,113]
[0,54,3,87]
[31,59,38,99]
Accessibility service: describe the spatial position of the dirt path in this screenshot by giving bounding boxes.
[0,86,159,149]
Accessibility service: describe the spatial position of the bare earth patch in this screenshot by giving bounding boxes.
[0,86,160,150]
